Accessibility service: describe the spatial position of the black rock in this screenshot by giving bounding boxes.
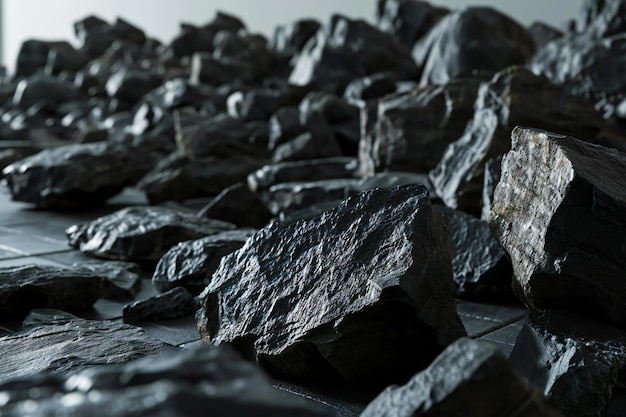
[361,338,564,417]
[20,308,80,330]
[434,205,513,299]
[66,206,236,262]
[272,131,343,163]
[44,42,88,76]
[123,287,198,323]
[197,183,273,228]
[0,319,174,381]
[510,310,626,417]
[190,53,255,86]
[105,68,162,104]
[577,0,626,38]
[227,89,285,122]
[152,229,256,295]
[78,17,147,59]
[529,21,564,47]
[3,142,154,209]
[15,40,78,78]
[343,72,398,103]
[0,345,328,417]
[412,7,535,86]
[72,261,142,301]
[489,127,626,327]
[481,155,503,220]
[198,185,465,383]
[13,76,81,111]
[272,19,321,58]
[0,265,105,318]
[375,0,448,48]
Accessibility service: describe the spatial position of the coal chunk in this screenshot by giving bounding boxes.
[123,287,197,323]
[198,183,273,228]
[510,310,626,417]
[375,0,448,48]
[343,72,398,103]
[0,265,105,318]
[489,127,626,327]
[361,338,564,417]
[72,261,142,301]
[198,185,465,383]
[272,19,321,59]
[66,206,235,262]
[13,76,81,111]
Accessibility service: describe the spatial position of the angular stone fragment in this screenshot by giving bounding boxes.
[0,319,174,381]
[13,76,81,111]
[105,68,162,104]
[0,265,105,318]
[16,40,77,77]
[481,155,503,220]
[198,185,465,383]
[376,0,448,48]
[73,261,142,301]
[577,0,626,38]
[489,127,626,327]
[361,338,564,417]
[123,287,197,323]
[197,183,273,228]
[66,206,235,262]
[0,346,327,417]
[343,72,398,103]
[272,19,321,59]
[510,310,626,417]
[528,21,564,47]
[21,308,80,330]
[190,53,255,86]
[272,132,343,163]
[152,229,256,295]
[3,142,154,209]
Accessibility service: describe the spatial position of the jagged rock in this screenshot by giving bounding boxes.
[152,229,256,295]
[343,72,398,103]
[434,205,513,299]
[375,0,448,48]
[3,142,154,209]
[359,74,485,176]
[123,287,197,322]
[529,21,564,47]
[78,17,147,59]
[66,206,235,262]
[510,310,626,417]
[413,7,535,86]
[290,15,418,93]
[72,261,142,301]
[197,183,273,228]
[489,127,626,327]
[15,40,79,78]
[481,155,503,220]
[190,53,255,86]
[429,66,610,214]
[361,338,564,417]
[13,76,81,111]
[0,346,327,417]
[0,265,105,318]
[105,68,162,103]
[0,319,174,381]
[198,185,465,383]
[577,0,626,38]
[227,89,285,122]
[272,131,343,163]
[267,106,339,155]
[272,19,321,58]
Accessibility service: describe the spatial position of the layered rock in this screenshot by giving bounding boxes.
[375,0,448,49]
[489,127,626,327]
[198,185,465,383]
[123,287,197,322]
[73,261,142,301]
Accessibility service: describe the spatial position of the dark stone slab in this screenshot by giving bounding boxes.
[577,0,626,38]
[343,72,398,103]
[529,21,564,47]
[190,53,255,86]
[361,338,564,417]
[66,206,235,262]
[13,76,81,111]
[489,127,626,327]
[152,229,256,295]
[20,308,79,330]
[198,183,273,228]
[272,19,321,59]
[0,265,105,318]
[73,261,142,301]
[105,68,162,104]
[198,185,465,384]
[123,287,197,323]
[375,0,448,48]
[510,310,626,417]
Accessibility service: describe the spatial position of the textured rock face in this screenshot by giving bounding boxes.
[123,287,198,322]
[66,206,235,262]
[198,185,465,383]
[489,127,626,327]
[577,0,626,38]
[197,183,273,228]
[429,66,609,214]
[375,0,448,48]
[2,142,154,209]
[152,229,256,295]
[0,319,173,381]
[0,265,105,317]
[412,7,535,86]
[0,346,327,417]
[361,338,564,417]
[510,311,626,417]
[74,261,142,301]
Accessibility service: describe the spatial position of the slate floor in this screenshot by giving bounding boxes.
[0,186,528,415]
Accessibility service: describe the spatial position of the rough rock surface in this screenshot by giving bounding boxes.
[73,261,142,301]
[20,309,80,330]
[198,185,465,383]
[123,287,198,322]
[197,183,273,229]
[481,155,503,220]
[489,127,626,327]
[375,0,448,48]
[576,0,626,38]
[0,265,105,318]
[361,338,564,417]
[510,310,626,417]
[0,346,328,417]
[66,206,235,262]
[152,229,256,295]
[0,319,174,381]
[2,142,154,209]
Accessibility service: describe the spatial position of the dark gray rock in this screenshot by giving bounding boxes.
[105,68,162,104]
[272,131,343,163]
[198,185,465,383]
[227,89,285,122]
[343,72,398,103]
[529,21,564,47]
[72,261,142,301]
[0,345,328,417]
[577,0,626,38]
[429,66,610,214]
[481,155,503,221]
[20,308,80,330]
[66,206,235,262]
[0,319,174,381]
[78,17,146,59]
[375,0,448,48]
[152,229,256,295]
[190,53,255,86]
[272,19,321,58]
[13,76,81,111]
[0,265,105,318]
[15,40,79,78]
[197,183,273,228]
[123,287,197,322]
[3,142,154,209]
[489,127,626,327]
[412,7,535,87]
[361,338,564,417]
[511,311,626,417]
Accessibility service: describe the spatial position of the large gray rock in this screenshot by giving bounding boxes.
[361,338,564,417]
[375,0,448,49]
[511,311,626,417]
[198,185,466,383]
[489,127,626,327]
[66,206,235,262]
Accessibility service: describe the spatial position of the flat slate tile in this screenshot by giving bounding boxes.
[0,229,70,256]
